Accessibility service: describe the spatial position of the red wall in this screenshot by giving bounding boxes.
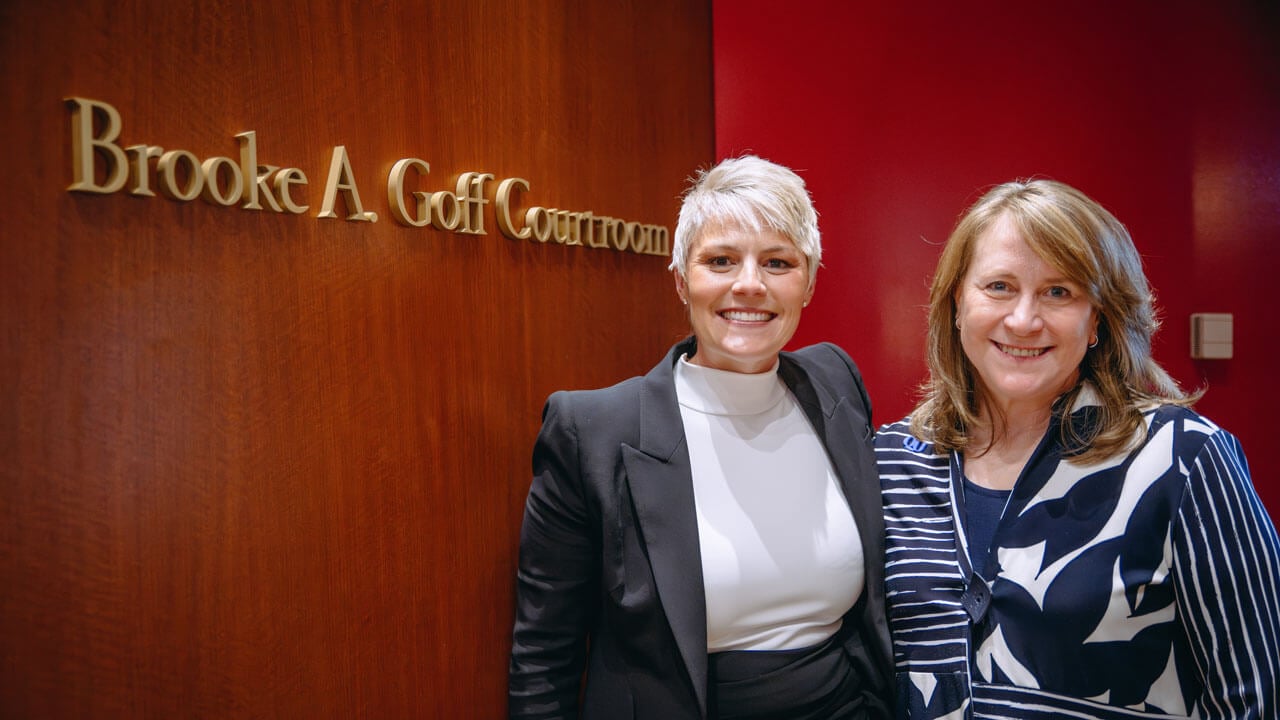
[714,1,1280,514]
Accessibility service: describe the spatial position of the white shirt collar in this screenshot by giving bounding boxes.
[674,354,786,416]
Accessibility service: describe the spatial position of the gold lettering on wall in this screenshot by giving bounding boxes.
[237,132,282,212]
[318,146,376,223]
[275,168,310,214]
[387,158,431,227]
[65,97,668,256]
[494,177,531,240]
[454,172,492,235]
[491,176,668,255]
[68,97,128,193]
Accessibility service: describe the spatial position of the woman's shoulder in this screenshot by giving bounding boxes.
[545,375,647,416]
[874,416,939,454]
[1149,403,1248,461]
[543,342,683,413]
[875,416,914,437]
[1142,403,1230,445]
[784,342,864,387]
[1144,401,1216,423]
[537,377,651,456]
[787,341,855,366]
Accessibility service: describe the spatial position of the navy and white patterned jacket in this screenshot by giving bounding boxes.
[876,386,1280,719]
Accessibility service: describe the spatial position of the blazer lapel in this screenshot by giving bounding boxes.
[621,339,710,716]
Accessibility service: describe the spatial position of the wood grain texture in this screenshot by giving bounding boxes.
[0,1,711,716]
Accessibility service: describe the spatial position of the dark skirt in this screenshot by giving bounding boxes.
[708,636,866,719]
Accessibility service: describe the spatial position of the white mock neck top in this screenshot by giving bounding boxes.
[674,355,864,652]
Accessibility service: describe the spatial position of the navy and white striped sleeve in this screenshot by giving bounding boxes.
[1172,429,1280,719]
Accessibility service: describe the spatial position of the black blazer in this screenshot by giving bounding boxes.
[509,337,892,719]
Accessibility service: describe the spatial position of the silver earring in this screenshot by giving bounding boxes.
[1088,337,1099,349]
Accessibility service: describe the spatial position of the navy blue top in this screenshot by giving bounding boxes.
[962,476,1010,570]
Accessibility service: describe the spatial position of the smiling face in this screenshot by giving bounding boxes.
[956,214,1098,417]
[674,223,814,374]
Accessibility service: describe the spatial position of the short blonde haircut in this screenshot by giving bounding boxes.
[669,155,821,288]
[911,179,1197,463]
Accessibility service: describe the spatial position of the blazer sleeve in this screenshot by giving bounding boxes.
[1172,429,1280,719]
[509,392,599,719]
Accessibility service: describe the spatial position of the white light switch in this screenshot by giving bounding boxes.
[1190,313,1233,359]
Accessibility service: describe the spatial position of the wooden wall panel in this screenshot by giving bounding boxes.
[0,1,711,717]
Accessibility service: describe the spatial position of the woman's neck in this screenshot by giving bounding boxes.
[964,404,1053,491]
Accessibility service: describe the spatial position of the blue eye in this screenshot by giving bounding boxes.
[1046,286,1071,299]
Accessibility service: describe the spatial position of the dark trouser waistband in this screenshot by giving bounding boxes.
[708,636,867,719]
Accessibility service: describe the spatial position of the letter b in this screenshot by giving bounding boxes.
[66,97,128,194]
